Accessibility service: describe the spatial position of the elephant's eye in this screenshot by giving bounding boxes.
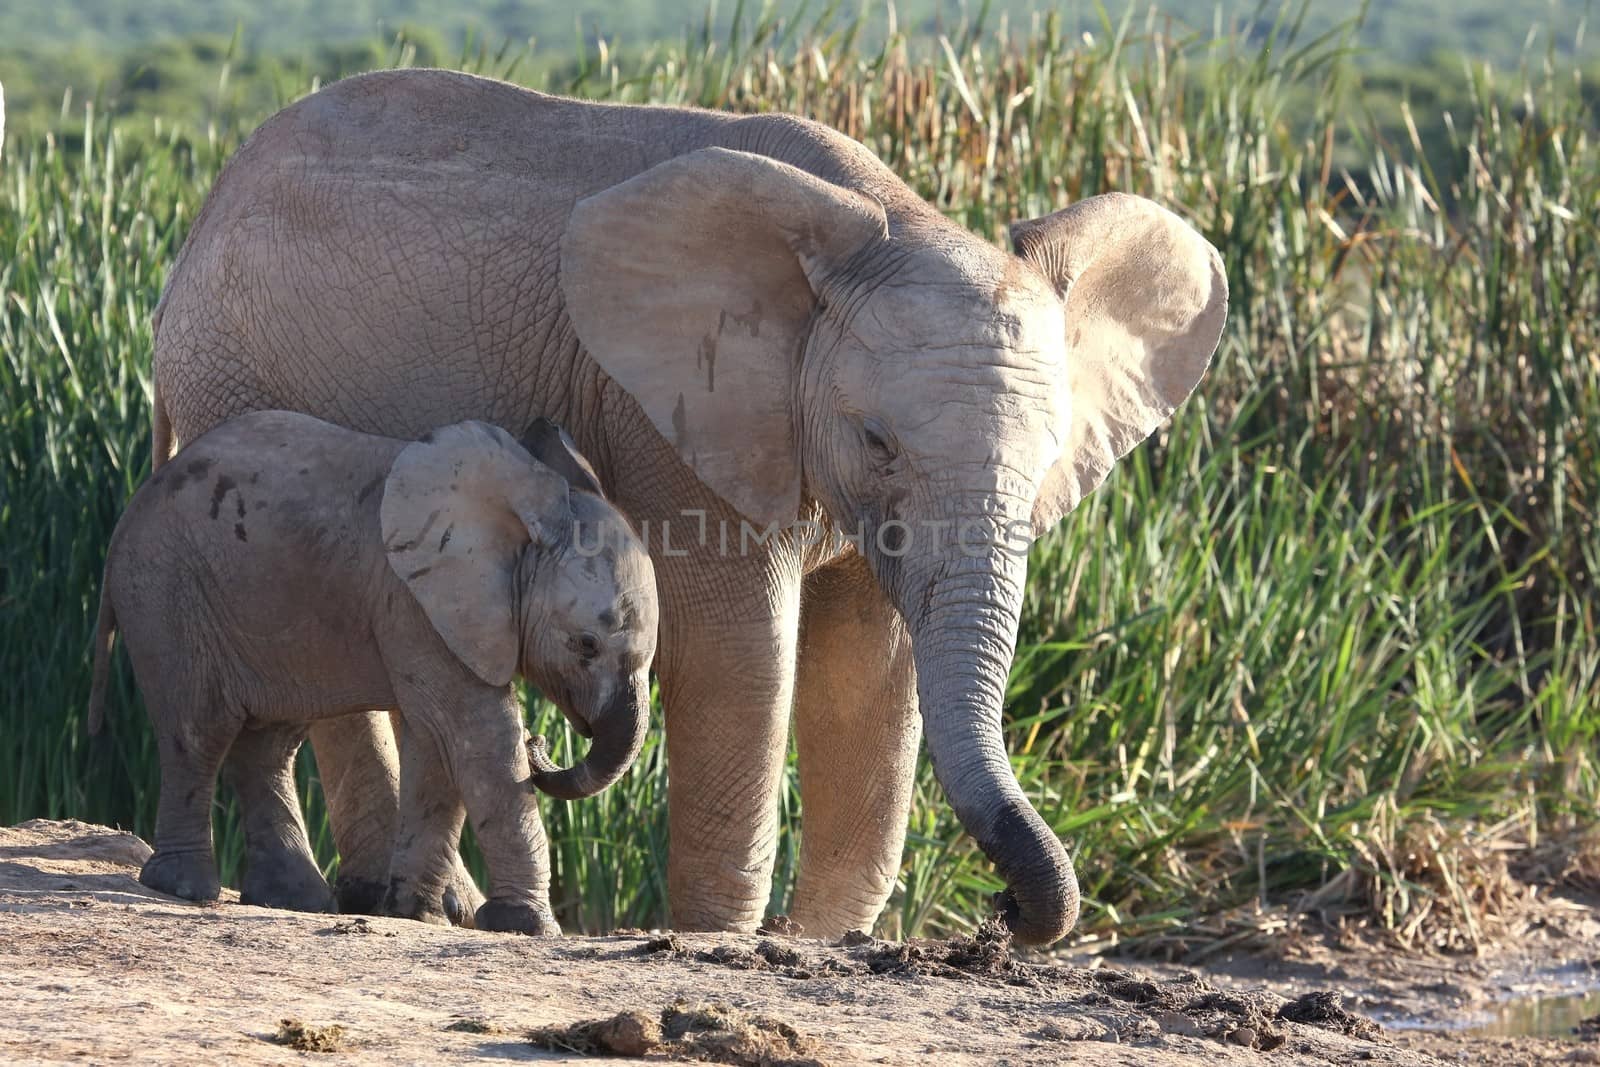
[574,633,602,661]
[861,418,898,464]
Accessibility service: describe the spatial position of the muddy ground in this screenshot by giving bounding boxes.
[1128,899,1600,1067]
[3,820,1599,1065]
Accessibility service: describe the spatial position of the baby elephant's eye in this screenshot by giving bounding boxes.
[575,633,602,661]
[860,417,898,463]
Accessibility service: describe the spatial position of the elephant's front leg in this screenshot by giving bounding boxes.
[383,717,469,925]
[791,554,920,939]
[390,680,559,936]
[309,710,485,924]
[658,553,802,933]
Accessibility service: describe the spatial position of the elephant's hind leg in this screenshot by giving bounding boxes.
[790,554,920,939]
[224,722,336,913]
[140,685,236,903]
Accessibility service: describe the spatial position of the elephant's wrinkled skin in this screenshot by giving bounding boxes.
[89,411,657,933]
[151,69,1227,945]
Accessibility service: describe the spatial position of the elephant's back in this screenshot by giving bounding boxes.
[228,69,731,203]
[188,67,932,237]
[109,412,403,705]
[126,412,399,574]
[153,72,727,447]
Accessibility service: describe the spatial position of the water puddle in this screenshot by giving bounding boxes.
[1374,966,1600,1040]
[1455,989,1600,1040]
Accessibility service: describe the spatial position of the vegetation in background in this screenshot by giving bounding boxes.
[3,0,1596,157]
[2,4,1596,946]
[0,0,1590,62]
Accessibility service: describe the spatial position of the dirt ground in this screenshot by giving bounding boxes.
[1126,901,1600,1067]
[3,820,1599,1065]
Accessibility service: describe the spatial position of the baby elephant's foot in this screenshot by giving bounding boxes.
[140,849,221,902]
[240,856,336,914]
[475,898,561,936]
[442,885,475,929]
[382,878,451,926]
[443,862,484,929]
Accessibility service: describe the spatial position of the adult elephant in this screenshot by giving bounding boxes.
[150,69,1226,945]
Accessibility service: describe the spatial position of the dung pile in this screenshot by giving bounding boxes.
[529,1001,824,1065]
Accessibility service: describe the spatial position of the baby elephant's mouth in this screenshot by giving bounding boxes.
[547,682,595,738]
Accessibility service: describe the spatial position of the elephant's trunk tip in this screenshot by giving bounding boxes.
[524,688,647,800]
[994,880,1080,947]
[525,734,577,797]
[980,799,1080,946]
[526,733,558,774]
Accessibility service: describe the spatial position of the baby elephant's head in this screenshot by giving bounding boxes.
[381,418,658,800]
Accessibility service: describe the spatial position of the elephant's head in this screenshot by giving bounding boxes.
[560,148,1226,945]
[381,419,658,801]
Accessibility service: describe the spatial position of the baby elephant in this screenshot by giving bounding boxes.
[88,411,658,934]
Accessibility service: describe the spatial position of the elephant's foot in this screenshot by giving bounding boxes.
[239,853,336,913]
[381,878,451,926]
[786,905,855,943]
[140,849,221,902]
[335,876,388,916]
[442,885,474,928]
[359,863,478,927]
[475,898,561,936]
[443,858,484,929]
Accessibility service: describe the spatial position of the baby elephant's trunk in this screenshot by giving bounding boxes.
[526,681,651,800]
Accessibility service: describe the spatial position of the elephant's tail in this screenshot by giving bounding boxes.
[150,374,173,472]
[87,583,117,736]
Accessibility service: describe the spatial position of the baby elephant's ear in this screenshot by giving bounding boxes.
[381,421,569,687]
[519,417,605,497]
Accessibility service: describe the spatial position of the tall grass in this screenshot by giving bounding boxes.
[2,5,1595,945]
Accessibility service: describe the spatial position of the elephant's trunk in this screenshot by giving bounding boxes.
[903,549,1079,946]
[528,679,650,800]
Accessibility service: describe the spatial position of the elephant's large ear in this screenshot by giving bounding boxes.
[381,421,569,687]
[1011,192,1228,535]
[560,147,888,528]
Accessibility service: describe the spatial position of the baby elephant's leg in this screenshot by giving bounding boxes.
[392,683,558,935]
[455,698,559,936]
[140,687,234,902]
[385,709,483,928]
[383,719,469,925]
[223,723,336,913]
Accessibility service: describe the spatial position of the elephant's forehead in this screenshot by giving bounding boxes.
[850,264,1067,424]
[562,541,656,630]
[571,499,654,582]
[856,247,1064,355]
[885,382,1066,476]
